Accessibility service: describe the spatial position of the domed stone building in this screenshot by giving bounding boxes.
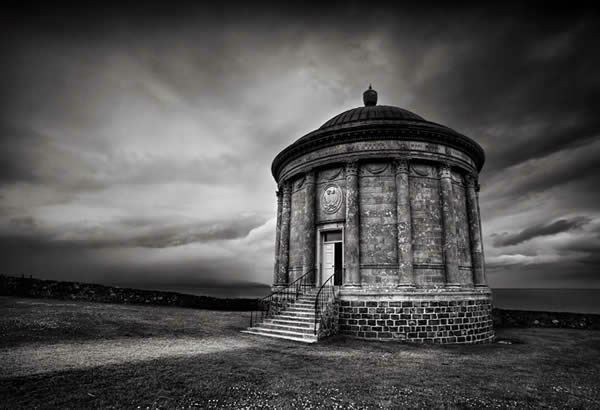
[245,86,494,344]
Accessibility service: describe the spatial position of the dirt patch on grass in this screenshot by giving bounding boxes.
[0,336,251,378]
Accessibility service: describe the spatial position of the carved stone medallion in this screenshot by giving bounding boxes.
[321,183,343,214]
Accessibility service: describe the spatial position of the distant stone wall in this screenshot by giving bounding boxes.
[493,309,600,330]
[0,275,259,311]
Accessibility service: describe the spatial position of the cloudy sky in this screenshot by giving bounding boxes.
[1,4,599,291]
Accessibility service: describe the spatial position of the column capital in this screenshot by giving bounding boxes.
[281,181,292,195]
[304,170,316,185]
[465,173,476,188]
[345,160,359,176]
[439,163,452,179]
[393,157,410,174]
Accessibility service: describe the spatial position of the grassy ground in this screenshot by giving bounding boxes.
[1,296,600,409]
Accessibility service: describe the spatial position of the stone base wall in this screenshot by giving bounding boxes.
[338,290,494,343]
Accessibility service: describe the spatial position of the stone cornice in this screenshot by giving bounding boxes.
[272,121,485,182]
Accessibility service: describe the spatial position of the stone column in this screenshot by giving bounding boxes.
[344,161,361,286]
[466,174,487,286]
[439,163,460,287]
[394,158,414,287]
[276,182,292,286]
[273,189,283,285]
[303,171,316,284]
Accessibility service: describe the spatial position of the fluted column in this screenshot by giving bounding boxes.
[344,161,361,286]
[273,189,283,285]
[439,163,460,287]
[276,182,292,286]
[394,158,414,287]
[303,171,316,284]
[466,174,487,286]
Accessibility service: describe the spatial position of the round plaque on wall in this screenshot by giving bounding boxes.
[321,183,343,214]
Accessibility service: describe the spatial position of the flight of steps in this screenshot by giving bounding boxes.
[242,289,320,343]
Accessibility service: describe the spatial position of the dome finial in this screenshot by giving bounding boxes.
[363,84,377,106]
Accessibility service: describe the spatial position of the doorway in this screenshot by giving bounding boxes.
[321,230,343,286]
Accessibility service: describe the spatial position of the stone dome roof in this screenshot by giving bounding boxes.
[272,86,486,180]
[320,105,425,130]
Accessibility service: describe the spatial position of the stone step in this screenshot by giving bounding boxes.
[291,302,315,308]
[258,322,317,334]
[278,311,315,318]
[276,314,315,322]
[285,306,314,312]
[268,318,314,327]
[241,329,318,344]
[245,326,319,341]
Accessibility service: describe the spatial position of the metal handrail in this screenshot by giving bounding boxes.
[314,273,335,335]
[250,268,315,327]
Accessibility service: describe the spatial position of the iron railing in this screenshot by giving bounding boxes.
[250,268,315,327]
[314,273,336,335]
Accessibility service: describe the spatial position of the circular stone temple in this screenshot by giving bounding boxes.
[270,86,494,343]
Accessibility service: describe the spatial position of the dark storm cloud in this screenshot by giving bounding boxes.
[1,3,599,288]
[402,14,600,174]
[492,217,591,247]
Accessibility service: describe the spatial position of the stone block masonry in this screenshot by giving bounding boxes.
[338,292,494,343]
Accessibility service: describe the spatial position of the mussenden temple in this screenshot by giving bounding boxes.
[244,86,494,344]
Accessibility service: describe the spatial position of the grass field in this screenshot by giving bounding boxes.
[1,296,600,409]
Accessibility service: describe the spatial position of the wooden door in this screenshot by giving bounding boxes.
[322,242,335,283]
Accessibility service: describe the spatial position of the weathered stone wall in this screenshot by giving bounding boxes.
[451,171,474,285]
[339,293,494,343]
[317,301,340,338]
[316,166,346,223]
[288,177,306,282]
[409,163,444,286]
[493,309,600,330]
[358,162,398,286]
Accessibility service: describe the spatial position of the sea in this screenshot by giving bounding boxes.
[159,285,600,314]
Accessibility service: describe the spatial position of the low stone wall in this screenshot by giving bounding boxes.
[338,292,494,344]
[493,308,600,330]
[0,275,259,311]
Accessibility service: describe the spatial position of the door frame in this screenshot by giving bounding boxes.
[316,222,345,286]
